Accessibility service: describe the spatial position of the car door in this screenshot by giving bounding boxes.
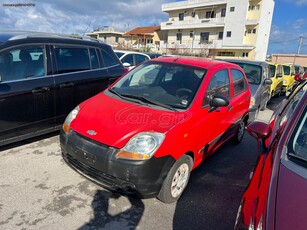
[0,45,55,145]
[52,45,109,124]
[193,68,233,161]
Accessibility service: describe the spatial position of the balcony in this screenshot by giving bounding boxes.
[162,0,227,12]
[161,18,225,30]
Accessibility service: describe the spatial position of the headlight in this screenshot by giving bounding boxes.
[116,132,165,160]
[63,106,80,134]
[250,97,255,106]
[283,79,287,84]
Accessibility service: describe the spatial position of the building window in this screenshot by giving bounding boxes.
[230,7,235,12]
[179,13,184,21]
[200,32,209,43]
[218,32,223,39]
[242,52,249,57]
[249,4,260,11]
[252,29,257,34]
[192,11,196,18]
[115,37,119,43]
[226,31,231,37]
[221,8,226,17]
[217,51,235,57]
[176,33,182,44]
[206,11,215,18]
[190,31,194,38]
[147,39,153,44]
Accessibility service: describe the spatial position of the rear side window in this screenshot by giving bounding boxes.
[89,48,99,69]
[122,54,134,66]
[0,45,46,82]
[231,69,247,96]
[55,47,90,74]
[203,69,230,106]
[100,49,119,67]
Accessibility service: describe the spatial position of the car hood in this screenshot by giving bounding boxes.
[275,163,307,230]
[71,92,190,148]
[249,84,260,97]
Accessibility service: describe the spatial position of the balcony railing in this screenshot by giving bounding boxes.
[161,18,225,30]
[162,0,227,11]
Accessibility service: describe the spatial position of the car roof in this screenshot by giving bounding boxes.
[0,30,107,47]
[149,56,239,69]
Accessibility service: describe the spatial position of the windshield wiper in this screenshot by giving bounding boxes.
[120,93,177,111]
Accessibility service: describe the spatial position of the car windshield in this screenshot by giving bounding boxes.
[269,64,276,78]
[283,65,291,75]
[231,62,262,85]
[110,62,206,109]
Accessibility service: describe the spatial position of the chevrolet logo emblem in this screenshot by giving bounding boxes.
[87,130,97,136]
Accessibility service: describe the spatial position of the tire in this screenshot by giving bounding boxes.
[158,155,193,203]
[232,120,245,145]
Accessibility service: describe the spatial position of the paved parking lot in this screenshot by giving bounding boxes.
[0,96,283,230]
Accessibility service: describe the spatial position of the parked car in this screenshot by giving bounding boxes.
[268,62,284,97]
[234,80,307,230]
[114,50,150,70]
[281,63,296,93]
[142,52,162,59]
[222,60,272,121]
[60,57,251,203]
[0,31,127,146]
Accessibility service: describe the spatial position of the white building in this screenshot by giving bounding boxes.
[160,0,275,61]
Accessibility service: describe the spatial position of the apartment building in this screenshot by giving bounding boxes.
[160,0,275,61]
[86,26,125,47]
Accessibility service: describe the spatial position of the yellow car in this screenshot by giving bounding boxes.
[281,63,296,93]
[268,62,284,97]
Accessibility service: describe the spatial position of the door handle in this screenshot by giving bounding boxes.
[228,105,232,111]
[59,82,74,88]
[32,87,50,94]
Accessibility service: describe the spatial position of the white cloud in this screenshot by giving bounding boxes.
[0,0,174,34]
[285,0,307,6]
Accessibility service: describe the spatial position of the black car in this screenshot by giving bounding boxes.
[0,31,127,146]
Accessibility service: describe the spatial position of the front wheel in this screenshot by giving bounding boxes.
[232,120,245,145]
[157,155,193,203]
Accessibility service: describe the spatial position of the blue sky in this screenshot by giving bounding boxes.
[269,0,307,54]
[0,0,306,55]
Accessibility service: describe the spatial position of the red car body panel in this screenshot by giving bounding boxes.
[235,81,307,230]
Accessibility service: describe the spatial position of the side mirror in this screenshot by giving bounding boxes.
[209,95,229,112]
[264,79,272,85]
[123,63,131,68]
[247,121,272,154]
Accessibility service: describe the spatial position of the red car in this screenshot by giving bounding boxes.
[235,80,307,229]
[60,57,251,203]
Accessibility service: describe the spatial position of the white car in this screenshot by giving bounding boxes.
[114,50,150,70]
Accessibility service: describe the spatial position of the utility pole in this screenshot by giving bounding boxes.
[297,36,304,54]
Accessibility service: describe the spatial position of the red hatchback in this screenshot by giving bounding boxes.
[235,80,307,229]
[60,57,251,203]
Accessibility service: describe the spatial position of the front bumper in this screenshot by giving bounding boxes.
[60,130,175,198]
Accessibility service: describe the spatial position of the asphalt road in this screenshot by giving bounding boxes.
[0,96,284,230]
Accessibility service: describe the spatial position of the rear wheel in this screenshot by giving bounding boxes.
[158,155,193,203]
[232,120,245,145]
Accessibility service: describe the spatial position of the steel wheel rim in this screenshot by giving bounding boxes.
[171,163,189,198]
